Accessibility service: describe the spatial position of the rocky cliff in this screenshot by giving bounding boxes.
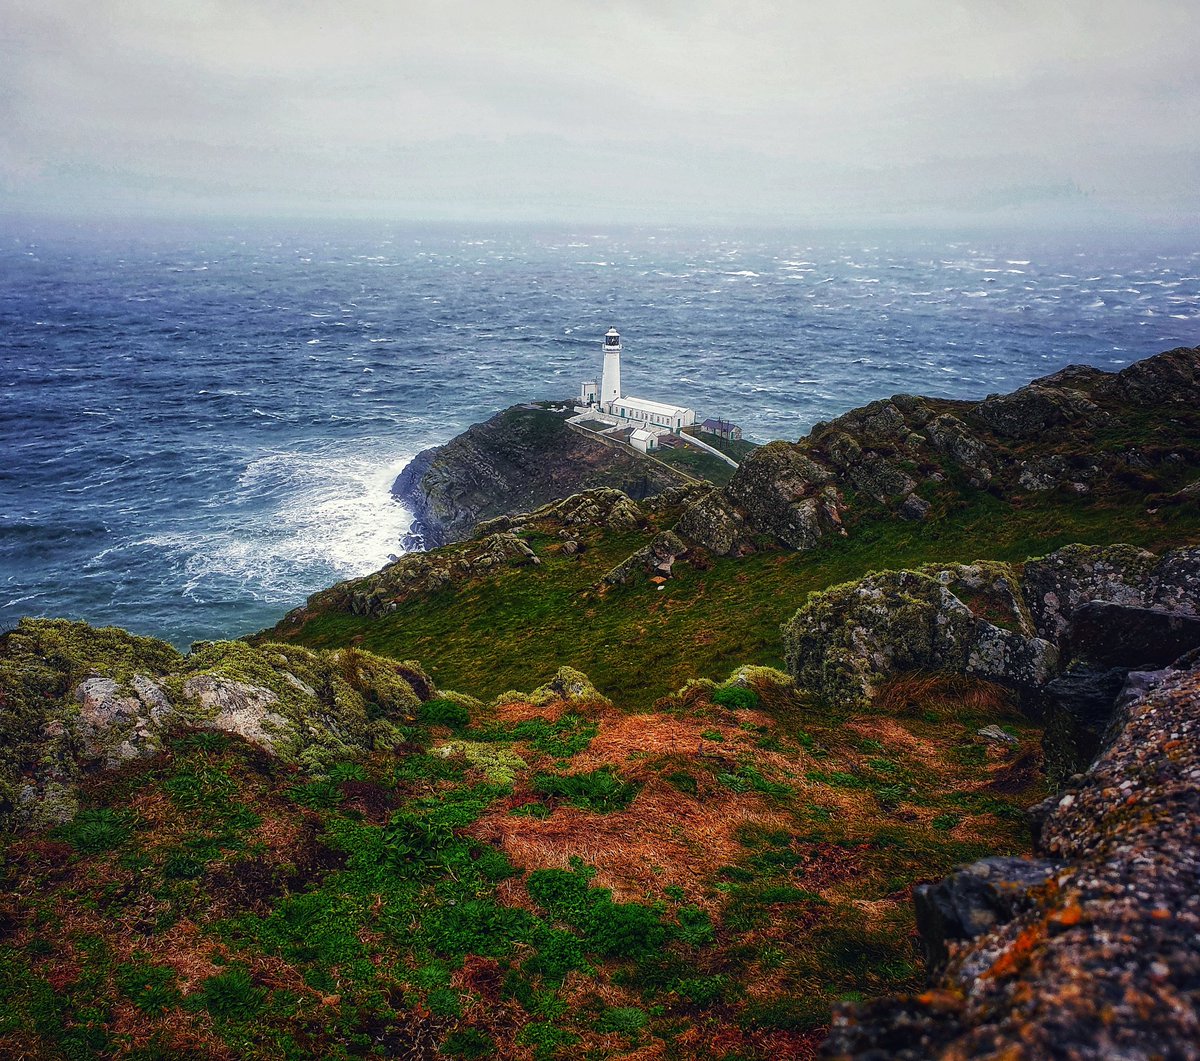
[824,651,1200,1060]
[393,404,683,548]
[677,346,1200,556]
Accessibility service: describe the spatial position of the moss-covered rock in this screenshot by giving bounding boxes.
[676,347,1200,556]
[495,666,608,708]
[783,544,1200,711]
[782,564,1057,709]
[0,619,436,828]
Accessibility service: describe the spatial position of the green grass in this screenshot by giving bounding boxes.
[653,444,740,486]
[271,485,1200,705]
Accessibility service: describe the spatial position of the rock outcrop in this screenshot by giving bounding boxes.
[824,654,1200,1060]
[393,405,682,548]
[281,486,675,622]
[783,544,1200,712]
[783,560,1057,708]
[0,619,434,828]
[678,346,1200,556]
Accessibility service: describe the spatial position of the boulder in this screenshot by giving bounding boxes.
[1063,600,1200,669]
[182,674,291,753]
[913,856,1060,972]
[72,675,173,768]
[1039,666,1129,786]
[602,531,688,586]
[783,566,1056,708]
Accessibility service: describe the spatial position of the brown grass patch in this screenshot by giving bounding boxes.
[567,712,754,774]
[843,716,954,777]
[470,782,791,907]
[873,672,1014,719]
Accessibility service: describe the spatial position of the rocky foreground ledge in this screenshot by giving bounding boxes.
[825,652,1200,1060]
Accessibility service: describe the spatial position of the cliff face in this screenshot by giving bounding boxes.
[678,347,1200,556]
[393,405,682,548]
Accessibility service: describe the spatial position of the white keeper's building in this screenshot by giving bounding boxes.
[576,328,696,438]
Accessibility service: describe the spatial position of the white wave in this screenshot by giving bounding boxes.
[125,449,420,606]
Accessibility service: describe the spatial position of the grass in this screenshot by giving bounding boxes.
[269,484,1200,705]
[0,665,1045,1060]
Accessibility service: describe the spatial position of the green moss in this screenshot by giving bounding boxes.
[436,741,527,785]
[419,698,471,729]
[712,685,760,711]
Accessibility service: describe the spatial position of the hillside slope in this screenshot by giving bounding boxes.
[678,346,1200,555]
[271,347,1200,702]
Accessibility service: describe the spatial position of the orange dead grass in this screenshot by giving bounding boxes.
[566,710,754,774]
[873,672,1013,718]
[471,781,791,907]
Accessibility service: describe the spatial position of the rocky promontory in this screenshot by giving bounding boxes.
[393,404,683,548]
[677,346,1200,556]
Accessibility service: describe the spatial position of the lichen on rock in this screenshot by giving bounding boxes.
[0,618,436,827]
[782,564,1056,708]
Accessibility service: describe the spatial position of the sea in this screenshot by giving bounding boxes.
[2,219,1197,649]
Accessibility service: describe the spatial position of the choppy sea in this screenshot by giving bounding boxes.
[2,219,1197,647]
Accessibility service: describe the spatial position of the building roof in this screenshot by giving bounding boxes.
[613,395,694,418]
[700,417,739,431]
[629,428,657,443]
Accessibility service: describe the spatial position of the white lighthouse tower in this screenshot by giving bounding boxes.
[600,327,622,406]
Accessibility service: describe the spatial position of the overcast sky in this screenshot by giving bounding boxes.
[1,0,1197,226]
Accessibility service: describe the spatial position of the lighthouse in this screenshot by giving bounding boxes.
[600,327,622,405]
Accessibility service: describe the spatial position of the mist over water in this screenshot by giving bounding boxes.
[2,220,1197,647]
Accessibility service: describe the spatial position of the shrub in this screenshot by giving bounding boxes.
[288,779,343,809]
[382,811,454,870]
[327,762,367,782]
[197,966,265,1019]
[712,685,760,711]
[531,768,640,813]
[163,763,236,810]
[672,974,729,1006]
[589,901,667,959]
[420,698,471,730]
[422,899,535,959]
